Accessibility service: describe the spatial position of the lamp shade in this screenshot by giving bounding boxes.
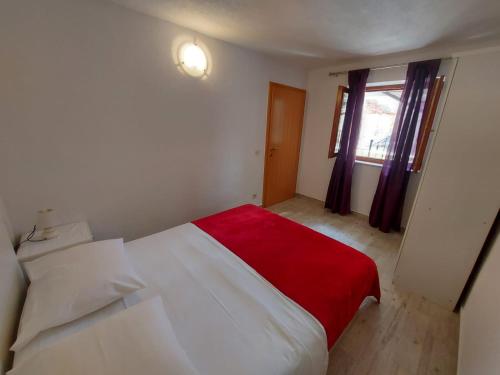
[36,208,58,230]
[178,42,208,77]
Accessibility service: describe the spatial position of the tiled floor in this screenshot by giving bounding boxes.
[268,195,459,375]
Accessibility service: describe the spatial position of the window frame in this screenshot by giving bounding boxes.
[328,85,349,158]
[412,76,445,172]
[364,84,405,93]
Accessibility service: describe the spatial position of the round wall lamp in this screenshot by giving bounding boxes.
[177,42,208,78]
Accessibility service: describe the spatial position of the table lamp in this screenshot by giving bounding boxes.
[36,208,59,240]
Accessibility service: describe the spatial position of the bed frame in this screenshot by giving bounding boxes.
[0,199,26,374]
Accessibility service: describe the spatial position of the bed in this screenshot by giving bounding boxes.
[1,204,380,375]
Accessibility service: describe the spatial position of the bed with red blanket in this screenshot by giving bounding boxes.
[193,204,380,349]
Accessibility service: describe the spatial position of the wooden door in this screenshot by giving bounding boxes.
[263,82,306,207]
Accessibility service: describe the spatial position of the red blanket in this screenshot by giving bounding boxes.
[193,204,380,349]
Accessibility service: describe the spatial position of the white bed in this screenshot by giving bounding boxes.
[3,216,328,374]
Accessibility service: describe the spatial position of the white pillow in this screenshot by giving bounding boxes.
[8,296,199,375]
[10,239,146,352]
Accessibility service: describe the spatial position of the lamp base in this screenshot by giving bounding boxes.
[42,228,59,240]
[42,229,59,240]
[33,228,59,241]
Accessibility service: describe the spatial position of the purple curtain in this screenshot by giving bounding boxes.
[325,69,369,214]
[369,59,441,232]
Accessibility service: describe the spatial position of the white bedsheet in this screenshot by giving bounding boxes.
[124,223,328,375]
[14,223,328,374]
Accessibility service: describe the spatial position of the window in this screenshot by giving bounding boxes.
[328,78,444,171]
[356,84,404,164]
[412,76,444,171]
[328,86,349,158]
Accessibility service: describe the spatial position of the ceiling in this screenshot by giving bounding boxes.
[111,0,500,67]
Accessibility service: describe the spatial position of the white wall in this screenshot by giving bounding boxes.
[458,228,500,375]
[394,48,500,310]
[0,0,306,241]
[297,59,452,226]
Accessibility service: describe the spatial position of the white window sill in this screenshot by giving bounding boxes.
[354,160,383,168]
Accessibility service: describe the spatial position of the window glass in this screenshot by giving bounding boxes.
[334,92,349,154]
[356,89,402,161]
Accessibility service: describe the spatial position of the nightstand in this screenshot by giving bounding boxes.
[17,221,93,264]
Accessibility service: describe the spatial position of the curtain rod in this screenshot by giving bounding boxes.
[328,57,452,77]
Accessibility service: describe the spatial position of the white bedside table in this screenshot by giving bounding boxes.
[17,221,93,263]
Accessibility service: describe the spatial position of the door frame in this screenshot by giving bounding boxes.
[262,81,307,207]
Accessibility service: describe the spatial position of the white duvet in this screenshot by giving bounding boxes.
[125,223,328,375]
[15,223,328,375]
